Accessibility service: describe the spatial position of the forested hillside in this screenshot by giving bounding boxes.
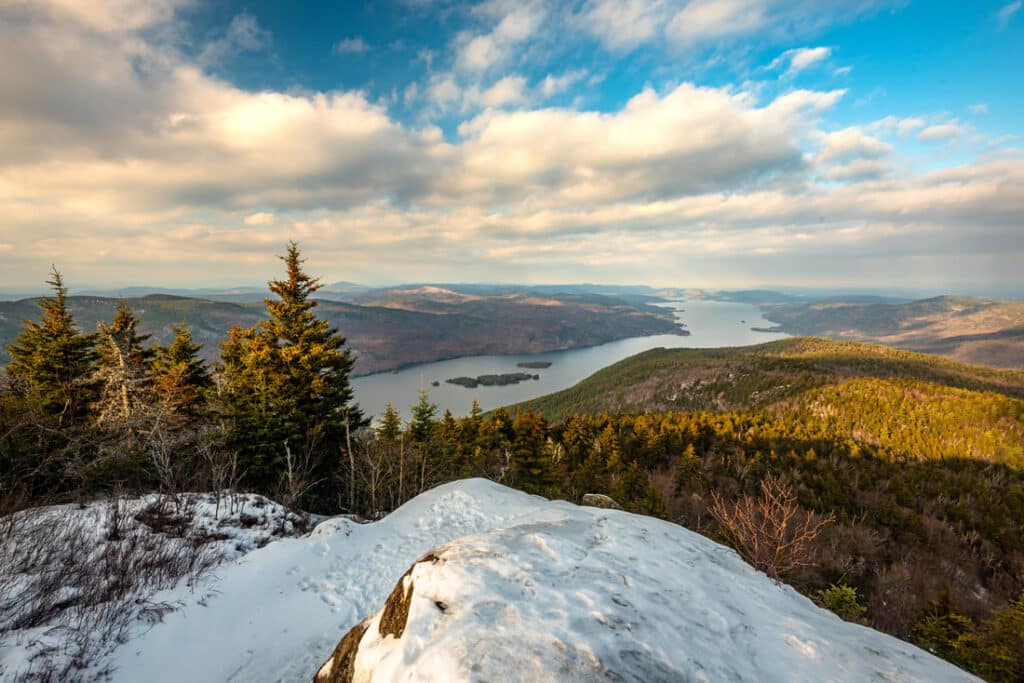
[508,337,1024,420]
[498,339,1024,679]
[0,289,680,376]
[758,296,1024,369]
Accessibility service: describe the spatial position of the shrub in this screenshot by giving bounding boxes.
[814,584,866,623]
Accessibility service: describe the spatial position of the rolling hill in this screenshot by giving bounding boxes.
[508,337,1024,423]
[0,289,682,376]
[758,296,1024,369]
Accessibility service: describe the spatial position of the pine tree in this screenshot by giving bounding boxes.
[6,268,95,424]
[376,402,403,442]
[151,322,211,427]
[408,388,438,444]
[93,300,153,430]
[217,242,360,500]
[511,408,555,496]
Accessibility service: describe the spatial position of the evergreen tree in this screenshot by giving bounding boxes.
[408,388,438,444]
[151,322,212,427]
[6,268,95,424]
[511,408,555,496]
[93,300,153,430]
[376,402,403,442]
[217,242,360,501]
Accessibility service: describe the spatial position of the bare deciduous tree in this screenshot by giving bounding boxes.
[710,474,834,580]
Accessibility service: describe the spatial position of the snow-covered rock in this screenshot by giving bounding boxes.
[3,480,975,682]
[315,482,976,682]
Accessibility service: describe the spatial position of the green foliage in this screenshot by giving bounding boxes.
[6,268,96,423]
[507,338,1024,422]
[216,242,360,502]
[510,408,555,496]
[814,584,867,623]
[408,389,438,444]
[151,322,212,426]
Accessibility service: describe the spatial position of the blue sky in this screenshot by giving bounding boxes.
[0,0,1021,294]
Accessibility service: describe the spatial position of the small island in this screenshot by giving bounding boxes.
[516,361,552,369]
[446,372,540,389]
[751,326,784,333]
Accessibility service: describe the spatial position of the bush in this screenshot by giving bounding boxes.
[814,584,866,623]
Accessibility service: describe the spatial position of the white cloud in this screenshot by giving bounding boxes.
[815,127,891,164]
[667,0,768,45]
[996,1,1021,27]
[767,46,832,77]
[0,0,1021,291]
[477,76,529,107]
[333,37,368,55]
[5,0,192,32]
[540,70,587,98]
[455,2,544,72]
[577,0,668,50]
[244,212,275,225]
[199,12,272,66]
[869,116,925,136]
[970,103,989,115]
[918,123,965,142]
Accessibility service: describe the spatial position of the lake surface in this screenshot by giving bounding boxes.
[351,299,788,421]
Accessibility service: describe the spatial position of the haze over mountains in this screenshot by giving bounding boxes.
[0,284,682,375]
[2,283,1021,375]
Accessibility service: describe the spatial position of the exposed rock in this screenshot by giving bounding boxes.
[581,493,623,510]
[379,552,440,638]
[311,484,974,682]
[313,619,368,683]
[313,552,441,683]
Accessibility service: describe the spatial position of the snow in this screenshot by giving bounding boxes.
[3,480,976,682]
[0,492,314,681]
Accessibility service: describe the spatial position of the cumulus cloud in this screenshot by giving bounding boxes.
[0,0,1021,292]
[815,127,891,165]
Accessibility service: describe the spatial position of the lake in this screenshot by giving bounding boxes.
[351,299,788,421]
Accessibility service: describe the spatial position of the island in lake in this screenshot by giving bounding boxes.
[516,361,552,369]
[446,372,540,389]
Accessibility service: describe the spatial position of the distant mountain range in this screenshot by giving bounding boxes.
[0,286,682,376]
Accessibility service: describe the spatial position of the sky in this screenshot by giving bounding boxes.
[0,0,1022,295]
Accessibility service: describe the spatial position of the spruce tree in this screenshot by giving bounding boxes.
[376,402,403,442]
[151,322,211,427]
[217,242,360,500]
[6,268,95,424]
[511,408,555,496]
[408,388,438,444]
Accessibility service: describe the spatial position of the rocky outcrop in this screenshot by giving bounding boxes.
[310,492,974,682]
[313,553,441,683]
[580,493,623,510]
